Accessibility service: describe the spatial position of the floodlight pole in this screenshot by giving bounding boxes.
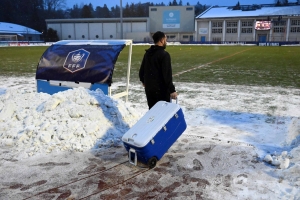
[120,0,123,39]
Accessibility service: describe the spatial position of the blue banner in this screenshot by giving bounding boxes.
[163,10,180,28]
[36,41,126,85]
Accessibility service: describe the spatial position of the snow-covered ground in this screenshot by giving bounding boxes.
[0,76,299,199]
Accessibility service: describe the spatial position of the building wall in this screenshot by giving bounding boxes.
[89,23,103,40]
[62,24,74,40]
[75,23,89,40]
[46,19,150,42]
[125,32,151,42]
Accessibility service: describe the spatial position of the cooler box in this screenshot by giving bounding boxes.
[122,101,187,168]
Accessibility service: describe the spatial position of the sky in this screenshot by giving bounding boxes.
[66,0,285,9]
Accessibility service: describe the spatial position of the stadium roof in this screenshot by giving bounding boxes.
[196,5,300,19]
[0,22,41,35]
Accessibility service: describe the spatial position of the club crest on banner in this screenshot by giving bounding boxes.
[63,49,90,73]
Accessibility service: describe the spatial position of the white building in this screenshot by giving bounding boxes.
[46,4,300,44]
[195,4,300,43]
[46,18,151,42]
[46,6,195,43]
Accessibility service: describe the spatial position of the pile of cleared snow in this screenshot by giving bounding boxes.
[264,151,290,169]
[0,87,141,159]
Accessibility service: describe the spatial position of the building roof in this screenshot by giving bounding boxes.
[0,22,41,35]
[46,17,149,23]
[196,5,300,19]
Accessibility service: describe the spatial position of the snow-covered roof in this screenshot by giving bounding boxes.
[0,22,41,35]
[196,5,300,19]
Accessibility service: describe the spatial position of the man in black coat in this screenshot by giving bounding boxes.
[139,31,178,109]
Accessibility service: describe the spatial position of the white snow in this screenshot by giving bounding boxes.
[0,85,140,159]
[0,76,299,198]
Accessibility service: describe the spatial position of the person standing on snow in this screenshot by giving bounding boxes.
[139,31,178,109]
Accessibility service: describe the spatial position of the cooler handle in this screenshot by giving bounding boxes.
[129,148,137,166]
[170,97,178,104]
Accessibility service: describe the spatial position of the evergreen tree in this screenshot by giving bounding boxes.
[136,3,145,17]
[173,0,178,5]
[81,5,93,18]
[88,3,94,13]
[233,1,241,10]
[123,3,130,17]
[275,0,281,6]
[110,5,120,18]
[45,28,59,42]
[129,3,135,17]
[275,0,288,5]
[70,4,81,18]
[195,1,207,16]
[102,4,110,18]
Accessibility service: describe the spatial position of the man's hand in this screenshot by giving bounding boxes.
[170,92,178,99]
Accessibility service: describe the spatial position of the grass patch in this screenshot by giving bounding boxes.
[0,45,299,88]
[0,46,47,76]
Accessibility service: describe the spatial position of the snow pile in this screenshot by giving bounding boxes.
[264,118,300,171]
[0,87,141,159]
[264,151,290,169]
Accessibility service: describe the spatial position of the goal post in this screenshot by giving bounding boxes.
[0,35,18,41]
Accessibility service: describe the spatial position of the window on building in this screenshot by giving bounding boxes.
[241,28,252,33]
[167,35,176,39]
[186,7,193,11]
[151,8,157,11]
[274,27,285,33]
[212,22,223,27]
[273,21,286,26]
[182,35,189,39]
[227,28,237,33]
[291,27,300,32]
[227,22,237,27]
[242,21,253,27]
[212,28,222,33]
[290,20,300,33]
[212,37,221,42]
[291,20,300,26]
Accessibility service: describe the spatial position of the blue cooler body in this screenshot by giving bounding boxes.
[122,101,187,168]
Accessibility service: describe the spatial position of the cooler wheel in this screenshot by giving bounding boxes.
[147,157,157,169]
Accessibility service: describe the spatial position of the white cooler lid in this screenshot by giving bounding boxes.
[122,101,180,148]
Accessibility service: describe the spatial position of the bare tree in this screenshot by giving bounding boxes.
[44,0,66,11]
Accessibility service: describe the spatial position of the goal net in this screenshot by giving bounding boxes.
[0,35,18,41]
